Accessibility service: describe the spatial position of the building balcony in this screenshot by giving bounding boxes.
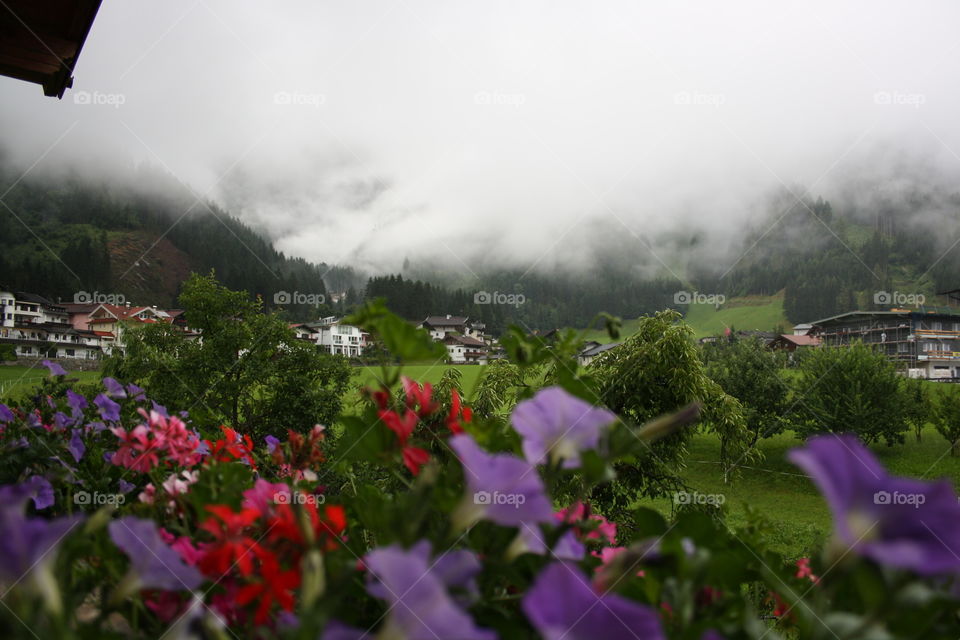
[918,351,960,361]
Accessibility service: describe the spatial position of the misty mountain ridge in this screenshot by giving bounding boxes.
[2,151,960,329]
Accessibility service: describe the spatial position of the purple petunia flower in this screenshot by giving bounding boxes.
[68,429,86,463]
[94,394,121,422]
[108,517,203,591]
[86,421,107,434]
[151,400,169,418]
[118,479,135,494]
[126,383,147,402]
[362,541,496,640]
[27,411,43,429]
[0,403,14,422]
[194,439,210,456]
[102,377,127,399]
[54,411,76,430]
[66,390,88,417]
[22,476,55,510]
[450,434,554,529]
[320,620,368,640]
[42,360,67,377]
[511,387,616,469]
[789,434,960,575]
[265,435,280,453]
[514,523,585,561]
[0,481,81,586]
[523,562,665,640]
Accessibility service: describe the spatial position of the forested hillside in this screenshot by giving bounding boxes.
[4,159,960,331]
[695,190,960,324]
[0,162,363,319]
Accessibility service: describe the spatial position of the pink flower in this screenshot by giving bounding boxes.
[111,425,161,472]
[158,528,205,567]
[139,483,156,504]
[162,470,198,496]
[795,557,819,584]
[242,479,291,514]
[110,411,203,473]
[555,501,618,545]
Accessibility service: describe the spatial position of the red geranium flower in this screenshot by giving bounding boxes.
[446,389,472,435]
[402,376,439,417]
[267,501,346,552]
[198,505,263,578]
[402,446,430,475]
[235,554,300,626]
[205,426,257,469]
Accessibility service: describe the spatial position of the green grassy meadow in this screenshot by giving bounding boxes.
[581,292,791,342]
[0,364,101,400]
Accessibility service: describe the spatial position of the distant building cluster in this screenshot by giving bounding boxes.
[698,301,960,381]
[0,290,188,361]
[418,315,495,364]
[802,310,960,380]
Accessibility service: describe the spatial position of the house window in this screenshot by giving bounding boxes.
[66,349,75,357]
[898,342,909,353]
[932,322,943,331]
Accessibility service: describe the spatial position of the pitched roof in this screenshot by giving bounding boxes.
[423,315,468,327]
[778,334,821,346]
[0,0,104,98]
[445,334,487,347]
[580,342,620,357]
[14,291,61,307]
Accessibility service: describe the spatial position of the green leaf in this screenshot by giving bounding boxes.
[633,507,668,536]
[346,300,447,362]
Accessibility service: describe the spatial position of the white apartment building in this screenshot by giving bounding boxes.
[0,291,102,360]
[311,316,367,357]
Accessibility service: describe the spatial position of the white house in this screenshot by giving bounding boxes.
[0,291,103,360]
[443,334,489,364]
[577,341,620,367]
[289,323,318,342]
[311,316,367,357]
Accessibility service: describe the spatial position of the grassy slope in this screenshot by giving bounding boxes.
[636,420,960,559]
[682,292,790,338]
[581,292,791,342]
[0,365,101,400]
[352,364,486,399]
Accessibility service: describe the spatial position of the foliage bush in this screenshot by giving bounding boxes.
[702,336,791,445]
[932,386,960,456]
[106,273,352,440]
[792,341,909,446]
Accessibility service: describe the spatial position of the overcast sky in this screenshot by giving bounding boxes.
[3,1,960,277]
